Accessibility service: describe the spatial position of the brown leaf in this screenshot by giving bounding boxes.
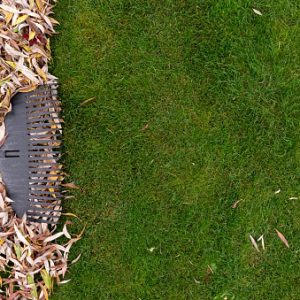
[275,229,289,248]
[140,123,149,132]
[62,182,80,190]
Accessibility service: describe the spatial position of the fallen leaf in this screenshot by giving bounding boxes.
[140,124,149,132]
[80,97,95,106]
[58,279,71,285]
[71,254,82,265]
[62,182,80,190]
[257,235,265,250]
[253,8,263,16]
[62,212,80,220]
[274,189,281,194]
[231,199,242,209]
[289,197,298,200]
[275,229,289,248]
[249,235,260,252]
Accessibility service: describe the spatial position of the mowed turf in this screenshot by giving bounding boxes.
[51,1,300,299]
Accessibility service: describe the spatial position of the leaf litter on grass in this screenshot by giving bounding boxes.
[275,229,289,248]
[0,1,81,299]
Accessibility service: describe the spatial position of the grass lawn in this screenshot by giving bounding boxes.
[51,1,300,299]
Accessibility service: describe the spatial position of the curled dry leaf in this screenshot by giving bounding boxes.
[275,228,289,248]
[231,199,242,209]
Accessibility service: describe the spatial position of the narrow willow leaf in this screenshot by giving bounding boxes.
[14,225,29,246]
[12,15,28,26]
[13,244,22,259]
[29,31,36,41]
[275,229,289,248]
[41,270,52,291]
[252,8,262,16]
[62,182,80,189]
[249,235,260,252]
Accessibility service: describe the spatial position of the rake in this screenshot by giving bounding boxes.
[0,84,63,225]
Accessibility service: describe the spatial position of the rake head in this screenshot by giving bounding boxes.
[0,85,63,225]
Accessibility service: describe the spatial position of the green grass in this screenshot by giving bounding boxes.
[51,1,300,299]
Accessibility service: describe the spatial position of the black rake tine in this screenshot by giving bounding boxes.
[27,218,59,225]
[29,206,61,211]
[27,116,61,124]
[29,200,61,206]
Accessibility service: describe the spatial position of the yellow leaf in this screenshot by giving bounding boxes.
[62,213,81,220]
[41,269,53,291]
[14,244,22,259]
[22,45,31,52]
[46,38,51,51]
[5,61,16,69]
[36,0,44,12]
[29,0,35,9]
[49,187,56,198]
[41,284,49,300]
[30,283,38,299]
[36,67,47,82]
[12,15,28,26]
[49,170,59,181]
[4,12,13,24]
[18,85,38,93]
[77,223,86,239]
[29,31,36,41]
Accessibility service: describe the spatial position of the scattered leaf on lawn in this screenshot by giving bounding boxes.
[275,228,289,248]
[80,97,96,106]
[274,189,281,194]
[62,212,80,220]
[257,235,265,250]
[231,199,242,209]
[140,123,149,132]
[58,279,71,285]
[249,235,260,252]
[71,254,82,265]
[253,8,263,16]
[289,197,298,200]
[62,182,80,190]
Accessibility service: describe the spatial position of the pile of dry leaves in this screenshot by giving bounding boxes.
[0,189,82,299]
[0,1,80,299]
[0,0,58,123]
